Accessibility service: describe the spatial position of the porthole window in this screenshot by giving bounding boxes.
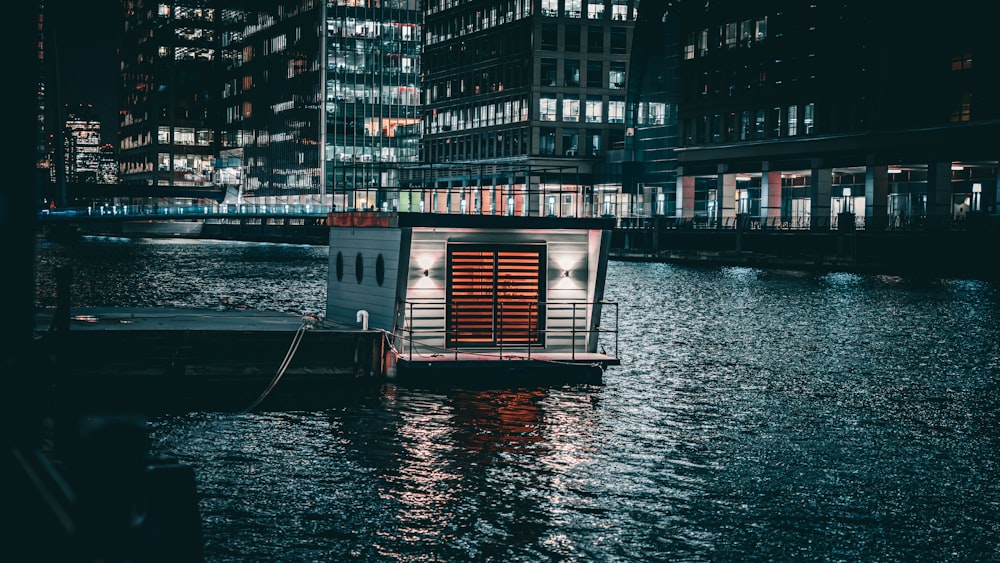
[335,252,344,281]
[375,254,385,286]
[355,253,364,283]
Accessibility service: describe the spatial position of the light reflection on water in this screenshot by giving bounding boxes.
[35,239,1000,561]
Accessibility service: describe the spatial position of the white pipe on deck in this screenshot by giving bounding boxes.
[356,310,369,330]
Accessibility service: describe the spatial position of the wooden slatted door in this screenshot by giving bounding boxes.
[447,244,545,347]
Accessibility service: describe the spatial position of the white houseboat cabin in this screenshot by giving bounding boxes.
[326,211,620,382]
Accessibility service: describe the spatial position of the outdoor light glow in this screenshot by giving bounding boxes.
[951,164,964,171]
[973,183,982,193]
[888,167,901,174]
[555,255,577,273]
[416,253,438,270]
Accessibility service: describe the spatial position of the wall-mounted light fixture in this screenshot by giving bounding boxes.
[423,269,429,277]
[563,270,570,278]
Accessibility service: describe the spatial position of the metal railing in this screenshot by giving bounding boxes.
[395,299,619,362]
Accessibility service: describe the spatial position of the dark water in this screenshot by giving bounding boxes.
[35,237,1000,562]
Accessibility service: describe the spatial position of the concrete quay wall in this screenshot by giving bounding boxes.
[611,226,1000,280]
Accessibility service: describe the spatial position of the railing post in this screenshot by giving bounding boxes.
[451,302,458,361]
[498,301,503,359]
[407,301,413,361]
[572,302,577,360]
[614,302,619,358]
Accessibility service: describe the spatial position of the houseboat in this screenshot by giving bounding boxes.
[325,211,620,383]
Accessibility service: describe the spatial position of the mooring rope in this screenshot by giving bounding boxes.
[242,315,318,413]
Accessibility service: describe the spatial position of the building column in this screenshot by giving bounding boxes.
[866,164,890,230]
[927,161,952,226]
[760,163,782,225]
[717,164,735,228]
[677,172,695,219]
[990,169,1000,214]
[810,163,832,230]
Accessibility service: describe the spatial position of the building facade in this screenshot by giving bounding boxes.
[325,0,422,212]
[628,0,1000,230]
[223,1,324,207]
[59,104,104,185]
[217,0,422,211]
[118,0,227,200]
[106,0,999,230]
[415,0,636,218]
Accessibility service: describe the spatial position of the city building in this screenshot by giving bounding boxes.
[413,0,636,217]
[63,0,1000,231]
[97,144,120,184]
[324,0,422,212]
[58,104,103,185]
[114,0,636,216]
[209,0,423,212]
[627,0,1000,230]
[118,0,228,202]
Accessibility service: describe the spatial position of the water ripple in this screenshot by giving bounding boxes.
[38,240,1000,562]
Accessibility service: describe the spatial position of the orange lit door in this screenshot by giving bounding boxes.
[447,244,545,347]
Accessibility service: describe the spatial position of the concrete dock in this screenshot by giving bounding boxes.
[34,307,386,414]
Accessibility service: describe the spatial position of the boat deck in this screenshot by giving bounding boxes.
[391,348,619,384]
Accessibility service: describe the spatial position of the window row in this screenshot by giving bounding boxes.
[424,60,524,103]
[541,23,628,54]
[425,98,529,133]
[539,127,605,156]
[328,20,420,41]
[680,102,814,145]
[684,16,768,60]
[539,95,625,123]
[423,128,530,161]
[541,59,625,89]
[424,0,531,44]
[540,0,632,20]
[157,126,214,147]
[327,81,420,106]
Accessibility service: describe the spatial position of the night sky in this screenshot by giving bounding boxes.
[47,0,121,144]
